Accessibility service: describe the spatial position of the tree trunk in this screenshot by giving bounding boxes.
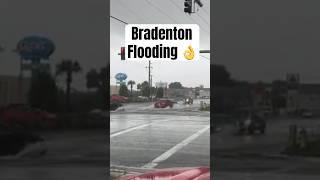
[66,72,72,112]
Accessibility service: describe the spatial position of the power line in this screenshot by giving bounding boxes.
[189,14,210,35]
[144,0,178,23]
[201,7,210,16]
[169,0,184,12]
[110,15,128,25]
[195,13,210,26]
[200,55,210,60]
[199,0,210,16]
[118,0,147,23]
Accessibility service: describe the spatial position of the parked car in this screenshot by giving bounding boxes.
[154,99,174,108]
[0,123,47,157]
[0,104,57,129]
[236,113,266,135]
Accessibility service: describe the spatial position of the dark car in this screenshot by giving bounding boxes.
[154,99,174,108]
[0,124,47,157]
[237,113,266,135]
[0,104,57,129]
[184,97,193,105]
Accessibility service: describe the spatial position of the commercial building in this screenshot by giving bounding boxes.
[199,88,210,98]
[166,88,195,98]
[0,75,30,106]
[110,85,119,95]
[298,84,320,114]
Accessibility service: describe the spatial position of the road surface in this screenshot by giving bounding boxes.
[213,116,320,179]
[110,100,210,170]
[0,130,108,180]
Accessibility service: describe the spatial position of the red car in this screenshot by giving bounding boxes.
[119,167,210,180]
[154,99,174,108]
[111,95,128,103]
[0,104,57,129]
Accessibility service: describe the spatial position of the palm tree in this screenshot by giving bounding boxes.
[56,59,82,112]
[127,80,136,96]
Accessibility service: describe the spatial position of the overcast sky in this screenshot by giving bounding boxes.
[110,0,210,88]
[214,0,320,83]
[3,0,318,88]
[0,0,106,90]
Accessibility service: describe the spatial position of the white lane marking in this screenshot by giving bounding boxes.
[110,123,152,138]
[142,125,210,169]
[110,120,171,138]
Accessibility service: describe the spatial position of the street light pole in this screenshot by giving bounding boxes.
[200,50,210,54]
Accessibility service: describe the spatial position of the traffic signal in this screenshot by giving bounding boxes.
[184,0,192,14]
[195,0,203,7]
[120,47,125,60]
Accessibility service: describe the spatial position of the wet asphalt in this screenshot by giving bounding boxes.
[213,116,320,179]
[110,100,210,169]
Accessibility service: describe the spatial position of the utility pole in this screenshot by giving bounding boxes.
[148,61,151,87]
[145,60,153,100]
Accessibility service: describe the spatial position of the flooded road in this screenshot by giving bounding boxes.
[0,130,107,180]
[213,117,320,179]
[0,99,210,179]
[110,99,210,169]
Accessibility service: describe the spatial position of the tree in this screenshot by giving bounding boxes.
[156,87,164,98]
[169,82,183,89]
[271,80,288,113]
[127,80,136,96]
[86,69,99,89]
[119,84,129,97]
[56,59,82,112]
[86,67,108,110]
[212,64,234,87]
[150,87,156,97]
[86,67,107,90]
[28,71,59,112]
[137,83,141,90]
[140,81,150,97]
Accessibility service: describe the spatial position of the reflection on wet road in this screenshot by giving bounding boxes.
[110,100,210,169]
[213,117,320,179]
[0,130,107,180]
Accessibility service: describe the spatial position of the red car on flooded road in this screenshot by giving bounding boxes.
[118,167,210,180]
[154,99,174,108]
[111,95,128,103]
[0,104,57,128]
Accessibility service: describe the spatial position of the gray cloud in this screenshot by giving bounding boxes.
[110,0,210,88]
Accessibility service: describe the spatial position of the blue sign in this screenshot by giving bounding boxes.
[115,73,127,82]
[16,35,55,61]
